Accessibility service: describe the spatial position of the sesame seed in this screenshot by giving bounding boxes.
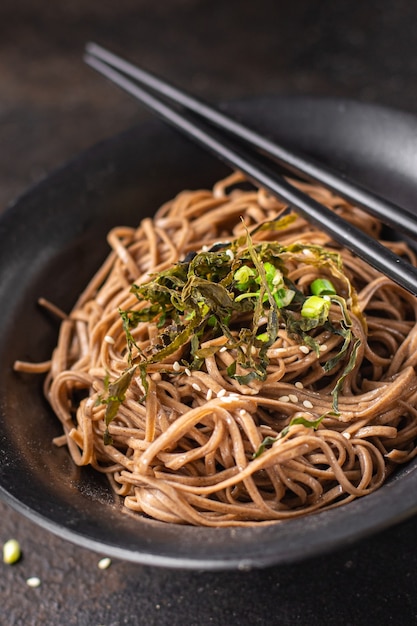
[184,368,191,377]
[323,295,331,301]
[219,346,228,353]
[3,539,21,564]
[299,345,309,354]
[85,397,95,409]
[192,383,202,392]
[217,389,226,397]
[289,394,299,403]
[98,557,112,570]
[226,249,234,260]
[319,344,328,352]
[303,400,314,409]
[295,381,304,389]
[104,335,115,344]
[26,577,41,588]
[342,432,351,440]
[279,395,290,403]
[206,388,213,401]
[239,409,246,416]
[220,396,235,403]
[173,361,181,372]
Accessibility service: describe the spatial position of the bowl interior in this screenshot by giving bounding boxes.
[2,97,417,569]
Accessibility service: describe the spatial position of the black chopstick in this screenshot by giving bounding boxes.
[84,44,417,297]
[85,42,417,242]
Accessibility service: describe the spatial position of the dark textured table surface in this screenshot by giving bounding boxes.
[2,2,417,624]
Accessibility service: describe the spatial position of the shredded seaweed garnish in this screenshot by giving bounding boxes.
[253,414,325,458]
[103,366,137,444]
[102,220,361,438]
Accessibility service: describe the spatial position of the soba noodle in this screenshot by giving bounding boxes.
[15,172,417,526]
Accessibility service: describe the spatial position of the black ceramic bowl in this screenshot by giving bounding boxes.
[2,96,417,570]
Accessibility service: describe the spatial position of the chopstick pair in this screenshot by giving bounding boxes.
[84,42,417,297]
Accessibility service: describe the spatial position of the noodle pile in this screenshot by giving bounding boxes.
[15,172,417,526]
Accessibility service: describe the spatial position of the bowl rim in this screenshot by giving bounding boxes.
[2,94,417,570]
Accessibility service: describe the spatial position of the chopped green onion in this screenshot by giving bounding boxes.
[301,295,330,320]
[274,288,295,308]
[234,265,256,290]
[263,262,282,287]
[310,278,337,296]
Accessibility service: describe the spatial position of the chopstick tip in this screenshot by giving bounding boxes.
[85,41,101,56]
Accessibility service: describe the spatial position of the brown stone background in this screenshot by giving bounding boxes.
[2,1,417,624]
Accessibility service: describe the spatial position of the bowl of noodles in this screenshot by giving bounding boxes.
[3,95,417,570]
